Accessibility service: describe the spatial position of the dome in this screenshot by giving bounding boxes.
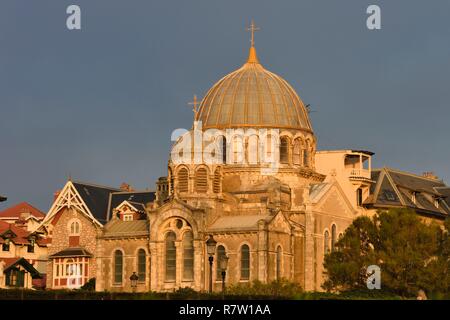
[196,46,313,132]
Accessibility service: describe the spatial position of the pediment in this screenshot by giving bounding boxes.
[267,211,292,233]
[314,183,355,218]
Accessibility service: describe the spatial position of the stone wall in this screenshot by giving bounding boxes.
[46,208,99,288]
[96,237,149,292]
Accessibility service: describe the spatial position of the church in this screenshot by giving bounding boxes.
[34,26,450,293]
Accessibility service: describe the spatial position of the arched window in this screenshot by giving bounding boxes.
[280,137,289,164]
[266,134,273,159]
[247,135,259,164]
[69,221,80,235]
[232,135,243,164]
[219,136,227,164]
[114,250,123,284]
[137,249,146,282]
[216,245,226,279]
[240,244,250,280]
[195,167,208,193]
[213,168,221,193]
[293,139,302,165]
[276,246,282,280]
[177,168,189,193]
[303,141,310,167]
[165,232,176,282]
[324,230,330,254]
[66,258,74,276]
[331,224,337,252]
[183,231,194,281]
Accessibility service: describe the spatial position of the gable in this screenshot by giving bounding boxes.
[313,183,355,218]
[374,173,403,206]
[0,202,45,219]
[267,211,291,233]
[107,191,155,220]
[40,181,108,229]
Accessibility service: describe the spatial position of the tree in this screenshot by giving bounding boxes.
[323,208,449,297]
[322,216,378,291]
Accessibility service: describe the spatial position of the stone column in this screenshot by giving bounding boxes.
[257,220,268,283]
[175,241,182,288]
[193,240,203,291]
[149,242,158,291]
[303,186,315,291]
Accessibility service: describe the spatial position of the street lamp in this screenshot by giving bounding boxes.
[219,255,229,294]
[206,235,217,293]
[130,272,139,293]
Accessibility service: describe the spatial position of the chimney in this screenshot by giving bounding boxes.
[422,172,439,180]
[120,183,134,192]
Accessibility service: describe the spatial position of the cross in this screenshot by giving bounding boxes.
[188,94,200,119]
[246,19,260,47]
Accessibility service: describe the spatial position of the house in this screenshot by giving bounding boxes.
[0,257,41,289]
[0,221,48,288]
[0,202,46,232]
[37,181,154,289]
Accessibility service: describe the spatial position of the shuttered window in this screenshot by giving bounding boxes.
[213,169,221,193]
[177,168,189,193]
[195,168,208,193]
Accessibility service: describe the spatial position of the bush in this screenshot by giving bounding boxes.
[80,278,96,291]
[225,279,303,299]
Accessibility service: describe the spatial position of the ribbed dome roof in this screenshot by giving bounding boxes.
[196,46,313,132]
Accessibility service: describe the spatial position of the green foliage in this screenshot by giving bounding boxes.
[225,279,303,298]
[323,208,450,297]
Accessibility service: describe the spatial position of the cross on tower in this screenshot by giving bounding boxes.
[188,94,200,119]
[246,19,260,47]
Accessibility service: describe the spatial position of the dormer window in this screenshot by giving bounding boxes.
[123,214,133,222]
[411,191,418,204]
[2,238,10,252]
[27,238,35,253]
[434,197,440,209]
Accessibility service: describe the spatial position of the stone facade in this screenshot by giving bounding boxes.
[45,207,99,289]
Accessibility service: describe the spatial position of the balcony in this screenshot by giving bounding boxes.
[347,168,371,180]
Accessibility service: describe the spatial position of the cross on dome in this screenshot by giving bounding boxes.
[246,20,260,64]
[246,19,260,47]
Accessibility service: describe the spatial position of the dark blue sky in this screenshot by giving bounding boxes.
[1,0,450,211]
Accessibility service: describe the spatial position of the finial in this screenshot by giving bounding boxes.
[246,19,260,47]
[246,20,260,64]
[188,94,200,119]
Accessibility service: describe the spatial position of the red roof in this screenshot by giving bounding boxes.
[0,257,22,269]
[0,202,45,220]
[0,221,49,246]
[0,221,31,245]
